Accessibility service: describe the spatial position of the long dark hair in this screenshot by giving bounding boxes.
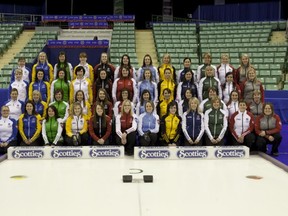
[45,105,59,121]
[93,103,107,128]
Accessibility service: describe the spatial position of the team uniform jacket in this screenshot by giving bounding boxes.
[158,64,176,82]
[221,82,241,104]
[94,62,116,82]
[93,78,113,102]
[176,68,196,84]
[156,98,174,118]
[9,79,29,102]
[89,115,112,142]
[196,64,217,83]
[137,66,159,83]
[240,79,264,104]
[199,98,228,114]
[32,62,54,83]
[53,62,73,81]
[42,117,63,145]
[115,113,137,138]
[29,80,51,103]
[158,79,176,101]
[226,101,239,118]
[137,112,160,136]
[50,79,70,103]
[49,100,69,123]
[178,99,190,116]
[248,100,263,119]
[114,65,137,81]
[198,76,222,101]
[73,63,94,83]
[216,63,235,85]
[65,114,88,137]
[18,114,42,142]
[255,114,282,137]
[112,77,137,104]
[34,100,48,120]
[70,77,93,104]
[204,108,228,140]
[160,113,182,143]
[5,99,25,120]
[229,110,254,139]
[138,80,158,104]
[0,117,18,143]
[11,66,31,83]
[234,66,250,85]
[176,80,198,102]
[182,111,204,142]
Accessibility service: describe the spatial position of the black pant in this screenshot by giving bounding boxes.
[256,133,282,154]
[0,140,18,154]
[139,133,158,146]
[65,132,89,146]
[231,133,255,149]
[115,131,136,155]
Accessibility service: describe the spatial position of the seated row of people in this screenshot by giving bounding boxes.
[0,97,282,157]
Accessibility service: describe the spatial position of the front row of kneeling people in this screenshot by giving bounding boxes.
[0,91,282,156]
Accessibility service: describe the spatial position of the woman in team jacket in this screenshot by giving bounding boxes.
[137,100,160,146]
[0,106,18,154]
[255,103,282,156]
[18,100,42,146]
[204,98,228,146]
[65,102,89,146]
[89,103,112,145]
[160,101,182,146]
[42,105,63,146]
[182,97,204,146]
[229,100,255,148]
[115,99,137,156]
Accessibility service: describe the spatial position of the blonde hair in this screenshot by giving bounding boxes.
[188,97,202,113]
[121,99,133,115]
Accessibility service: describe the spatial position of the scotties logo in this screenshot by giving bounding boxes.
[177,149,208,159]
[89,148,121,158]
[51,149,83,158]
[215,149,245,158]
[138,150,170,159]
[12,149,44,159]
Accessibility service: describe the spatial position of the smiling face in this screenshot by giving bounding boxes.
[1,106,10,118]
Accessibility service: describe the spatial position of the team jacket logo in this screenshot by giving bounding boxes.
[138,150,170,159]
[51,149,83,158]
[12,149,44,159]
[89,148,121,158]
[215,149,245,158]
[177,149,208,159]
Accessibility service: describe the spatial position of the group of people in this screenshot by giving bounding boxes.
[0,51,282,156]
